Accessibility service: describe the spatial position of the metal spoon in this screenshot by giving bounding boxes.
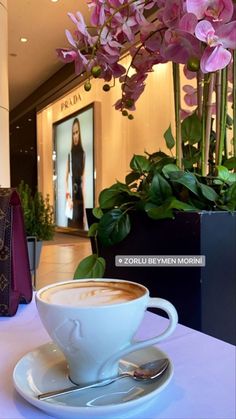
[38,358,169,401]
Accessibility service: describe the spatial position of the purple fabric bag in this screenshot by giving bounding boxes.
[0,188,32,316]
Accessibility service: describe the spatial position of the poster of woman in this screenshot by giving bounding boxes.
[53,104,94,230]
[65,117,85,228]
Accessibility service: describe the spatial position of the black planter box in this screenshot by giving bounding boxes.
[87,210,236,344]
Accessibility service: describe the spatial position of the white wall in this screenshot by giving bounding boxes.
[0,0,10,187]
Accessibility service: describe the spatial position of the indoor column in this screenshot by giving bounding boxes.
[0,0,10,187]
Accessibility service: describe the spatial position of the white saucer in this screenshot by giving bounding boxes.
[13,341,173,419]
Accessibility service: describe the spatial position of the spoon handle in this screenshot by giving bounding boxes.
[38,373,129,400]
[38,358,169,401]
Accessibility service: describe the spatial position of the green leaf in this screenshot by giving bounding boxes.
[169,171,200,196]
[182,144,200,169]
[99,185,124,209]
[223,157,236,170]
[146,196,197,220]
[169,198,197,211]
[217,165,230,182]
[181,113,202,144]
[148,152,175,171]
[216,166,236,184]
[125,171,140,185]
[114,181,140,197]
[130,155,151,173]
[149,151,169,160]
[198,183,218,202]
[164,125,175,150]
[213,179,224,185]
[226,181,236,197]
[162,164,180,178]
[189,197,210,210]
[98,209,131,246]
[146,202,174,220]
[153,157,175,171]
[228,173,236,183]
[149,173,172,204]
[74,254,105,279]
[144,202,159,211]
[223,182,236,209]
[87,223,98,237]
[92,207,103,219]
[182,158,194,170]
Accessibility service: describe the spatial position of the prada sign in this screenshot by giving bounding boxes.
[61,93,82,111]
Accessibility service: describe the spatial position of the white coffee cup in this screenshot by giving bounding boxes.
[36,279,178,385]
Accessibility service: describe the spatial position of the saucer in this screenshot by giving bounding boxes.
[13,342,173,419]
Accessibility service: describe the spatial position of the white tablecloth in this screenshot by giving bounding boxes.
[0,295,235,419]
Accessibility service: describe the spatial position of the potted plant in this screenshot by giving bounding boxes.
[58,0,236,343]
[17,181,55,275]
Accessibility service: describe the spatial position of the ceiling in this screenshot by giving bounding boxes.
[8,0,90,110]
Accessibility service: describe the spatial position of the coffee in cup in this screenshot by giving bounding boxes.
[36,279,178,385]
[39,280,145,306]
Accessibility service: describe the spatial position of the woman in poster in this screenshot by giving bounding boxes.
[65,117,85,229]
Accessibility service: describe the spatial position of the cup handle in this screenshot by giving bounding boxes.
[99,298,178,378]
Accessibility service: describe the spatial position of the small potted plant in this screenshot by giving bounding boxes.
[18,181,55,273]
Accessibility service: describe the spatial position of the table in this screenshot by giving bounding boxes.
[0,296,235,419]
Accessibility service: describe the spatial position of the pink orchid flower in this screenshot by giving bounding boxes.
[56,49,78,63]
[131,47,165,71]
[183,64,197,79]
[195,19,236,72]
[142,0,163,9]
[100,62,126,81]
[67,12,96,49]
[183,85,198,106]
[116,70,149,111]
[140,22,165,53]
[115,14,138,42]
[179,13,198,34]
[68,12,88,37]
[162,28,201,64]
[186,0,233,23]
[100,27,122,56]
[88,1,106,26]
[162,0,184,28]
[56,48,88,74]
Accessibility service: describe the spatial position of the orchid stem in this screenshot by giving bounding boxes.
[196,70,203,171]
[215,70,222,166]
[197,70,203,119]
[172,63,183,169]
[218,67,228,166]
[201,74,208,176]
[204,73,215,176]
[233,50,236,168]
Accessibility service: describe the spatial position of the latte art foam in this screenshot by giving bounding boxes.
[40,281,145,307]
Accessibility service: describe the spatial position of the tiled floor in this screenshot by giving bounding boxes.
[35,233,91,290]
